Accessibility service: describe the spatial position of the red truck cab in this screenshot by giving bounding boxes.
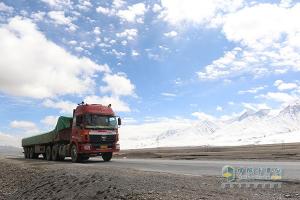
[70,103,121,162]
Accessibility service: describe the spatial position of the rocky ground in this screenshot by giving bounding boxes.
[0,156,300,200]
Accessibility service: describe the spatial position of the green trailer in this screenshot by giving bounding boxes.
[22,116,72,147]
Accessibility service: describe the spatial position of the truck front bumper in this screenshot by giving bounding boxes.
[78,143,120,154]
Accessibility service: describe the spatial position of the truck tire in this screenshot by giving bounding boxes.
[58,145,66,161]
[46,146,52,161]
[52,145,59,161]
[71,145,81,163]
[26,148,30,159]
[24,148,28,159]
[102,152,112,162]
[29,147,34,159]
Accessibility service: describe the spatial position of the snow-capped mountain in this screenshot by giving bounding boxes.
[121,102,300,149]
[278,101,300,121]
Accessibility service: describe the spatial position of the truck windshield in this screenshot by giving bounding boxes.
[85,114,117,129]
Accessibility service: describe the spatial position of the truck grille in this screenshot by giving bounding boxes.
[89,134,116,144]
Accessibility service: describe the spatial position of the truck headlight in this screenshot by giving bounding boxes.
[83,144,91,150]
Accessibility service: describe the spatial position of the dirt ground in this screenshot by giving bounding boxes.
[114,143,300,160]
[0,156,300,200]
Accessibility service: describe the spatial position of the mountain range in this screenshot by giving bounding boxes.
[121,101,300,149]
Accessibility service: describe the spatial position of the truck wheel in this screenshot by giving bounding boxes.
[29,147,34,159]
[102,152,112,162]
[46,146,52,161]
[58,145,65,161]
[26,148,30,159]
[24,148,27,159]
[71,145,81,163]
[52,145,59,161]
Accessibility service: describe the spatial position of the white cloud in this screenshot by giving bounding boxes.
[77,0,92,11]
[84,95,130,112]
[159,0,244,26]
[48,11,77,31]
[113,0,126,8]
[197,47,245,80]
[174,78,183,85]
[42,99,77,114]
[192,112,216,121]
[216,106,223,111]
[116,29,138,40]
[100,73,135,97]
[161,92,176,97]
[131,50,139,56]
[274,80,298,91]
[41,115,59,126]
[0,17,110,99]
[197,3,300,80]
[109,49,126,58]
[0,2,14,13]
[116,3,146,23]
[261,92,298,103]
[228,101,235,105]
[280,0,293,8]
[31,12,46,21]
[152,3,162,13]
[75,46,84,52]
[238,86,267,94]
[164,31,178,38]
[96,2,146,23]
[10,120,37,130]
[96,6,113,15]
[68,40,77,45]
[41,0,72,9]
[93,26,101,35]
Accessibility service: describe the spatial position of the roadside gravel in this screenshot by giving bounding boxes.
[0,157,300,200]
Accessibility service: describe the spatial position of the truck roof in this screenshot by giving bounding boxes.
[74,104,115,116]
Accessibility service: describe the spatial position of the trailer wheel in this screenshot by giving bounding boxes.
[25,148,30,159]
[29,147,34,159]
[102,152,112,162]
[46,146,52,161]
[24,148,28,159]
[71,145,81,163]
[52,145,59,161]
[58,145,66,161]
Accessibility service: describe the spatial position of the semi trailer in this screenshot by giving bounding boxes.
[22,103,121,162]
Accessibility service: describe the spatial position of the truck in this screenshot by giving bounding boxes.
[21,102,121,162]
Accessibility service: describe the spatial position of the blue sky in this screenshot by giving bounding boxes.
[1,0,300,145]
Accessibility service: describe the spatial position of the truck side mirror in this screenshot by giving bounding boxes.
[118,118,122,126]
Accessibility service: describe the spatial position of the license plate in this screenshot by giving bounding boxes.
[100,145,108,149]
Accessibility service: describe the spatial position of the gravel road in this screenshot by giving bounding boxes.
[1,156,300,200]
